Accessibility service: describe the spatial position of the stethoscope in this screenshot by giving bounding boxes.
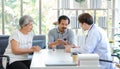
[84,24,94,44]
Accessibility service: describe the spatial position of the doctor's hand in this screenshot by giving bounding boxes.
[64,44,79,48]
[31,46,41,52]
[64,44,79,53]
[71,45,79,48]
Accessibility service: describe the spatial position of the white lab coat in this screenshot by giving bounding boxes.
[71,24,116,69]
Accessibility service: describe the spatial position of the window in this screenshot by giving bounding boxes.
[23,0,39,34]
[0,0,116,41]
[0,0,58,35]
[4,0,20,35]
[41,0,57,35]
[0,0,2,34]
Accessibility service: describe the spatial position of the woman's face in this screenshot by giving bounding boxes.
[23,22,33,32]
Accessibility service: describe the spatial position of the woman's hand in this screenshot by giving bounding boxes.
[31,46,41,52]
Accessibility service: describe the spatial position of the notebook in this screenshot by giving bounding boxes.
[46,60,77,66]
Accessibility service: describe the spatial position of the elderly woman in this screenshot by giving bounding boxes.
[4,15,41,69]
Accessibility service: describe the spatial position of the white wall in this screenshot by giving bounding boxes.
[114,0,120,47]
[115,0,120,27]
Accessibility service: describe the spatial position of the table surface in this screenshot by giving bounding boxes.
[30,49,100,69]
[30,49,76,67]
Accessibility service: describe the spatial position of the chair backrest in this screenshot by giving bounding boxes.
[0,35,9,55]
[0,35,9,69]
[32,35,46,49]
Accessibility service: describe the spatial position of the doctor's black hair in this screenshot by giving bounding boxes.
[78,13,93,25]
[58,15,70,24]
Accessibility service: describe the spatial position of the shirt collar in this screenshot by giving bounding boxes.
[88,24,94,31]
[83,24,94,36]
[56,27,67,34]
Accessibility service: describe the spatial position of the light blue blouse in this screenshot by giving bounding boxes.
[71,24,116,69]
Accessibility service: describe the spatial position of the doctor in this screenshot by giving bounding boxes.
[65,13,116,69]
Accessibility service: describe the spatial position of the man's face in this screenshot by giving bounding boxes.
[58,19,69,32]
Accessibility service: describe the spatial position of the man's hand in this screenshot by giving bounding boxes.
[64,45,72,53]
[55,39,64,45]
[48,39,64,48]
[56,39,70,45]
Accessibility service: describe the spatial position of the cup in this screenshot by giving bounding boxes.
[72,52,78,63]
[52,46,56,52]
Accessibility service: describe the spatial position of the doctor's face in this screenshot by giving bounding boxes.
[80,23,87,31]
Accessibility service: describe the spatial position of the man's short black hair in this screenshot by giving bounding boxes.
[58,15,70,24]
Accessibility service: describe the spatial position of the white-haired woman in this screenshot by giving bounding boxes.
[4,15,41,69]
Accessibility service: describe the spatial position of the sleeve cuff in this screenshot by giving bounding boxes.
[71,48,76,53]
[71,48,81,53]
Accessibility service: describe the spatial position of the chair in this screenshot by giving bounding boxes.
[29,35,46,55]
[112,48,120,63]
[32,35,46,49]
[99,54,120,68]
[0,55,9,69]
[0,35,10,69]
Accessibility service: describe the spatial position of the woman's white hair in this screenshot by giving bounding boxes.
[19,15,33,28]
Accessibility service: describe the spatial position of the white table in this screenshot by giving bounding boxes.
[30,49,75,67]
[30,49,100,69]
